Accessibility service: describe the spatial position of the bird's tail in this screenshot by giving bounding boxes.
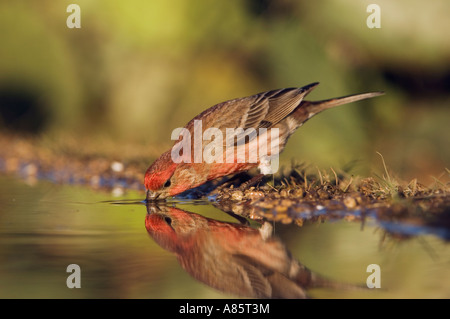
[304,91,384,115]
[294,262,369,294]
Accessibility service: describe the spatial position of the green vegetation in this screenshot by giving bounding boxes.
[0,2,449,298]
[0,1,449,185]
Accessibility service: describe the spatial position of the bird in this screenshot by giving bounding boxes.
[145,82,383,200]
[145,204,363,298]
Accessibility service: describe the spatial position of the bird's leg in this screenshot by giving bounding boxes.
[209,172,252,194]
[238,174,265,191]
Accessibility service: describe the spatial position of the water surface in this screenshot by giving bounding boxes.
[0,175,449,298]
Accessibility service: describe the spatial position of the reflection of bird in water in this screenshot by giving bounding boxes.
[145,204,359,299]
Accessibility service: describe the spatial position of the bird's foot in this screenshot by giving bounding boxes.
[238,174,265,191]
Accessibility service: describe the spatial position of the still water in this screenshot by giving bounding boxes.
[0,175,449,298]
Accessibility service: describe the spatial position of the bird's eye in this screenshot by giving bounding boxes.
[163,179,171,188]
[164,216,172,226]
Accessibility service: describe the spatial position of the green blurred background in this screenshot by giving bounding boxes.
[0,0,449,184]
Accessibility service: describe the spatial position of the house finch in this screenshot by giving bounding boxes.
[145,82,383,200]
[145,204,361,298]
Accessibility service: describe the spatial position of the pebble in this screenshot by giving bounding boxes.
[231,190,244,201]
[246,190,264,200]
[112,187,124,197]
[111,161,124,172]
[23,163,38,176]
[343,196,357,209]
[279,189,289,197]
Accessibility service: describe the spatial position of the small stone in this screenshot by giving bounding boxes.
[90,175,101,187]
[111,161,124,172]
[293,188,305,198]
[294,219,304,227]
[246,190,264,200]
[112,187,124,197]
[280,189,288,197]
[317,189,330,200]
[281,216,293,224]
[275,205,288,214]
[343,196,357,209]
[231,190,244,201]
[24,163,38,176]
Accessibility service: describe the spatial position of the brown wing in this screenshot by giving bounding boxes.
[171,83,319,160]
[182,82,319,134]
[255,84,318,129]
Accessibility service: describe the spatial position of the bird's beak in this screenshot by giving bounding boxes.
[146,190,161,201]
